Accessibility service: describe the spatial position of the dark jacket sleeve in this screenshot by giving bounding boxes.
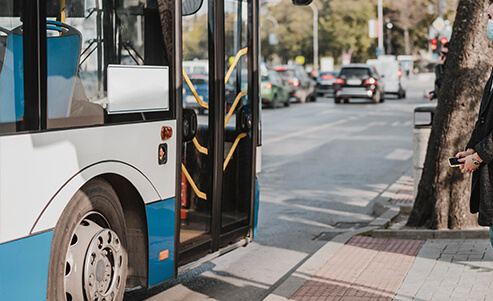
[474,130,493,163]
[435,64,444,97]
[467,120,480,150]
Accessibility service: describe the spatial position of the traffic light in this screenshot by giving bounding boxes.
[430,38,438,51]
[440,37,448,45]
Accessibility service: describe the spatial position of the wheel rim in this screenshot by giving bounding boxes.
[65,217,124,301]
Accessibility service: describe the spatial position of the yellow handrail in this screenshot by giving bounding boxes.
[60,0,66,23]
[183,68,209,109]
[225,90,247,128]
[192,137,208,155]
[223,133,247,171]
[225,47,248,84]
[181,164,207,200]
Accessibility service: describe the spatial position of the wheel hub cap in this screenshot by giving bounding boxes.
[65,218,123,301]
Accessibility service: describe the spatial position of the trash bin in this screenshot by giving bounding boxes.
[413,104,436,198]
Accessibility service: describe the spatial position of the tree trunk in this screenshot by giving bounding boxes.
[407,0,493,229]
[404,26,410,55]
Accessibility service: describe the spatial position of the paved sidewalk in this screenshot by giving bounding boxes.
[265,176,493,301]
[291,236,424,300]
[396,239,493,301]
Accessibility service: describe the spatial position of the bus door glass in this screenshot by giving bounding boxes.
[180,0,253,258]
[181,1,212,251]
[0,3,24,134]
[222,0,252,235]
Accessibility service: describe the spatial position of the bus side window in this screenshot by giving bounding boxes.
[46,18,105,128]
[0,27,24,125]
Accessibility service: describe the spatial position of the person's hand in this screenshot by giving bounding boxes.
[438,55,446,65]
[456,149,475,159]
[428,92,435,101]
[459,155,480,174]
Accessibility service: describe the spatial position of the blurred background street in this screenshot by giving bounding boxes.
[126,76,434,301]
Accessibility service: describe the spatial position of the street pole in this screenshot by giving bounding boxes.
[437,0,443,17]
[386,19,392,55]
[377,0,384,55]
[310,3,318,72]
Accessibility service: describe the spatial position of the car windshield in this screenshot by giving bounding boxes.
[190,77,208,85]
[340,68,370,78]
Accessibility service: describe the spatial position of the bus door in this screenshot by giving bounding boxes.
[179,0,256,265]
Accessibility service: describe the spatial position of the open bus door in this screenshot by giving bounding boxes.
[179,0,258,267]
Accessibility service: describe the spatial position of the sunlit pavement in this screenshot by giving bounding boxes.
[267,181,493,301]
[126,75,457,301]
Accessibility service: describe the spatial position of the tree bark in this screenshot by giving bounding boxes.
[407,0,493,229]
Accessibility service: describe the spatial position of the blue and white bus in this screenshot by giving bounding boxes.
[0,0,311,299]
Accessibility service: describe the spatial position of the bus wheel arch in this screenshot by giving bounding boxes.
[47,178,128,301]
[101,173,149,289]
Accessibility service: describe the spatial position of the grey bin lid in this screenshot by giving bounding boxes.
[414,104,437,129]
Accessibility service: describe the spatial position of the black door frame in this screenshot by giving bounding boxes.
[176,0,259,266]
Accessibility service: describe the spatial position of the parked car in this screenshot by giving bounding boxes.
[274,65,316,103]
[316,70,339,97]
[261,70,291,108]
[183,74,209,114]
[183,74,235,114]
[333,64,385,104]
[367,57,406,99]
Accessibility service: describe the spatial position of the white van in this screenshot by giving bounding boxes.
[183,59,209,74]
[367,57,406,99]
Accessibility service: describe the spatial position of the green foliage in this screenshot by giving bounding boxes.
[319,0,376,63]
[261,1,314,63]
[182,14,209,60]
[261,0,458,67]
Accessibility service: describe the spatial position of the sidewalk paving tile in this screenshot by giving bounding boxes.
[397,239,493,300]
[289,236,424,301]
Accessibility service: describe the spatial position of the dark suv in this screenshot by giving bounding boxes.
[275,65,317,103]
[333,64,384,104]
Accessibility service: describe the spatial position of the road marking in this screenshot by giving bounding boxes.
[263,114,367,145]
[278,216,335,229]
[385,149,413,160]
[367,121,387,127]
[391,121,412,127]
[315,109,333,116]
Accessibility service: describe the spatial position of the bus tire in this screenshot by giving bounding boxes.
[47,178,128,301]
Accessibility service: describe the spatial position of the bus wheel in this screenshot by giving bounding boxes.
[47,179,128,301]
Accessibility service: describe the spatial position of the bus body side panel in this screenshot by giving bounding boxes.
[254,179,259,239]
[0,120,176,244]
[0,231,53,300]
[146,197,175,286]
[32,161,162,233]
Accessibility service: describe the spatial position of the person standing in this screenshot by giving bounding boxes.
[457,0,493,245]
[428,42,449,101]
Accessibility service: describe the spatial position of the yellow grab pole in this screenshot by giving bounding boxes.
[225,47,248,84]
[192,137,208,155]
[60,0,66,23]
[224,90,247,128]
[223,133,247,171]
[181,164,207,200]
[183,68,209,109]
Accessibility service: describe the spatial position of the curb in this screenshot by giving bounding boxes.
[263,225,381,301]
[372,173,413,217]
[263,174,406,301]
[372,228,490,239]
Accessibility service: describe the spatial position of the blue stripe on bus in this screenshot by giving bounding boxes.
[146,198,175,287]
[0,231,53,300]
[254,179,259,239]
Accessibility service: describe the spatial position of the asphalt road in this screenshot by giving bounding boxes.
[125,76,434,301]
